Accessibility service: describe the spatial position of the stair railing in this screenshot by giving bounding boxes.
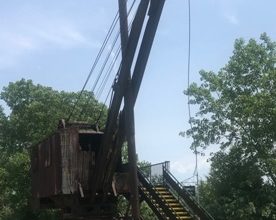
[139,186,165,220]
[137,168,178,220]
[139,161,169,185]
[163,166,215,220]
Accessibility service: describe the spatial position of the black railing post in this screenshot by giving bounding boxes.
[162,163,165,186]
[149,167,151,183]
[163,168,215,220]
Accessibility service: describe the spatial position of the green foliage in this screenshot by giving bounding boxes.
[185,34,276,219]
[0,151,30,220]
[117,196,157,220]
[199,147,276,219]
[0,79,107,154]
[118,148,156,218]
[0,79,155,219]
[140,201,158,220]
[0,79,107,219]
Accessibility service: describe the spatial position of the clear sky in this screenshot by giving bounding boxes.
[1,0,276,182]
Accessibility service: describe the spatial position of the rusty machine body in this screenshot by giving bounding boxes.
[31,121,120,216]
[31,0,166,219]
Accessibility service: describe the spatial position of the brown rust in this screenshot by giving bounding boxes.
[31,120,103,200]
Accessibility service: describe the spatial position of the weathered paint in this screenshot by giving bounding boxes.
[31,132,61,198]
[31,122,101,199]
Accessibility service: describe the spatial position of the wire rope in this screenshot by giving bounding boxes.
[95,12,136,101]
[94,3,137,124]
[77,0,137,121]
[186,0,200,201]
[67,11,119,121]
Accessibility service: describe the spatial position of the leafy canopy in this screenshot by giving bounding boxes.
[0,79,107,153]
[185,34,276,219]
[0,79,107,219]
[0,79,155,219]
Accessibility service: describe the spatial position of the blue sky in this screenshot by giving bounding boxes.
[1,0,276,181]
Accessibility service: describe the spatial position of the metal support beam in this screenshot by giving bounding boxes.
[118,0,140,218]
[132,0,166,104]
[103,112,125,190]
[101,0,166,190]
[91,0,150,199]
[91,2,166,214]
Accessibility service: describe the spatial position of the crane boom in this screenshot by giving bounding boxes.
[91,1,166,217]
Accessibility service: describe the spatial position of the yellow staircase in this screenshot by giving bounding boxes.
[138,163,214,220]
[154,186,193,220]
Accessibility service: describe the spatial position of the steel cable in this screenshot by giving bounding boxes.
[66,11,119,121]
[77,0,137,121]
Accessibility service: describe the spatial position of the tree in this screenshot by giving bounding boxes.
[0,79,155,219]
[0,151,31,220]
[198,147,276,219]
[185,34,276,219]
[0,79,107,220]
[1,79,107,154]
[118,146,156,219]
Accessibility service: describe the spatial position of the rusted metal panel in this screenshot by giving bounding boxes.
[31,132,61,198]
[31,121,101,199]
[60,127,94,195]
[60,128,76,194]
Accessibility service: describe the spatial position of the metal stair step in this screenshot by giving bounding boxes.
[177,217,193,220]
[169,202,183,207]
[140,183,194,220]
[172,207,187,212]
